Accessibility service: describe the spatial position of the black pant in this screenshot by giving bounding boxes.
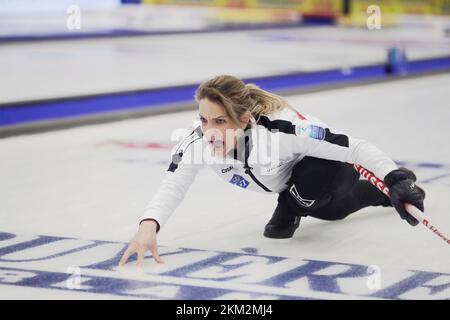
[278,157,390,220]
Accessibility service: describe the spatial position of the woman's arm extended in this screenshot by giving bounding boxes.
[288,116,425,226]
[119,126,204,266]
[141,125,204,230]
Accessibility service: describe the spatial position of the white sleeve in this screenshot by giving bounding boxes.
[291,119,398,180]
[140,127,204,229]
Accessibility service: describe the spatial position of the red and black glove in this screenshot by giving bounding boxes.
[384,168,425,226]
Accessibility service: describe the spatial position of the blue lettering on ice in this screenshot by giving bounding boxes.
[260,260,368,293]
[370,270,450,299]
[229,174,250,189]
[0,232,449,299]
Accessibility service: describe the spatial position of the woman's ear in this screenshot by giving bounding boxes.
[240,111,252,128]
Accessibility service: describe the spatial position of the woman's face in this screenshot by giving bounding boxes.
[198,98,249,157]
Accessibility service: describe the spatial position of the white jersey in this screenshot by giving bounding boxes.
[141,107,398,229]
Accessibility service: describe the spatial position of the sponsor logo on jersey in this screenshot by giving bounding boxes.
[0,231,448,299]
[229,174,250,189]
[296,125,325,141]
[221,166,234,173]
[264,162,285,174]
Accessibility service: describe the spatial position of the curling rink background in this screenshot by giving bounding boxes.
[1,0,450,299]
[1,73,450,299]
[2,25,450,104]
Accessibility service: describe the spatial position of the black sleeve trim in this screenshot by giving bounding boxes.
[324,129,349,147]
[257,115,296,135]
[167,125,202,173]
[258,115,349,148]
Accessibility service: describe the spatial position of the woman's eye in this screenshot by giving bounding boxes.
[216,119,225,124]
[200,118,207,123]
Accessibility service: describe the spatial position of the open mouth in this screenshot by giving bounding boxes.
[210,140,224,149]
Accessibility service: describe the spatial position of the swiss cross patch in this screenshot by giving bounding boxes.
[229,174,250,189]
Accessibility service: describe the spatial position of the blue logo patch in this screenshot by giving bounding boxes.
[296,125,326,140]
[229,174,250,189]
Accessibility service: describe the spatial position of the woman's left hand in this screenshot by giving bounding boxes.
[384,168,425,226]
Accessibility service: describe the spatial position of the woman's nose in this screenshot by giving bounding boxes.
[203,127,221,141]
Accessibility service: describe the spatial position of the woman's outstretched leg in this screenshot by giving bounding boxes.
[264,157,358,238]
[264,157,391,238]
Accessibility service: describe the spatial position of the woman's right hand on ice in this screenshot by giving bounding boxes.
[119,220,164,266]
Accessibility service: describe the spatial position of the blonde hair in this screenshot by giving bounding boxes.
[195,75,295,126]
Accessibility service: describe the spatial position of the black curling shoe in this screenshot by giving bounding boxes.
[263,205,301,239]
